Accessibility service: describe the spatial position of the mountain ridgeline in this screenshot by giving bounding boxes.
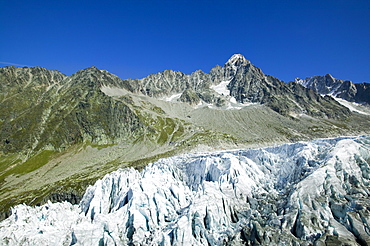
[0,54,370,221]
[122,54,351,119]
[296,73,370,105]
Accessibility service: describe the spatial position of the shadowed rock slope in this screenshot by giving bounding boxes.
[296,74,370,105]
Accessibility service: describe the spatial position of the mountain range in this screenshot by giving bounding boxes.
[0,54,370,245]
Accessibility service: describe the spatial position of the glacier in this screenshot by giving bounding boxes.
[1,136,370,245]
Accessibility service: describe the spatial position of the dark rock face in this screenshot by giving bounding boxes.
[227,61,270,103]
[43,192,83,205]
[179,88,201,105]
[296,74,370,105]
[354,82,370,104]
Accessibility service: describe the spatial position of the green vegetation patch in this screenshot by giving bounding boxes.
[84,141,116,150]
[171,124,185,141]
[0,154,21,174]
[5,150,57,175]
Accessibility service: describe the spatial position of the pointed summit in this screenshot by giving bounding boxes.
[221,54,251,81]
[82,66,101,73]
[225,54,250,68]
[324,73,335,81]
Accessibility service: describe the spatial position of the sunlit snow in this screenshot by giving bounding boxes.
[163,93,182,102]
[210,80,231,96]
[334,97,370,115]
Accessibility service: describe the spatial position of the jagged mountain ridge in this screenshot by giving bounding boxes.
[295,74,370,105]
[1,135,369,245]
[119,54,351,119]
[1,54,370,222]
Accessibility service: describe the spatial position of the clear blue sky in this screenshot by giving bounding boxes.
[1,0,369,83]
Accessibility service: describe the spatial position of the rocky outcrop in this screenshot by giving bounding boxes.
[42,191,82,205]
[179,88,201,105]
[224,57,351,119]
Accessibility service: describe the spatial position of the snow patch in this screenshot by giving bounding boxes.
[334,97,370,115]
[162,93,182,102]
[211,80,231,96]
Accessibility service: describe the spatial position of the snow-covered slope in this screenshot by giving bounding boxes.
[1,136,370,245]
[334,98,370,115]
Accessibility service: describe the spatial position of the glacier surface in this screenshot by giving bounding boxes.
[1,136,370,245]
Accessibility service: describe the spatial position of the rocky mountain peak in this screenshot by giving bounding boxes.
[324,73,334,80]
[0,66,67,89]
[225,54,250,69]
[67,66,125,89]
[72,66,101,75]
[221,54,252,82]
